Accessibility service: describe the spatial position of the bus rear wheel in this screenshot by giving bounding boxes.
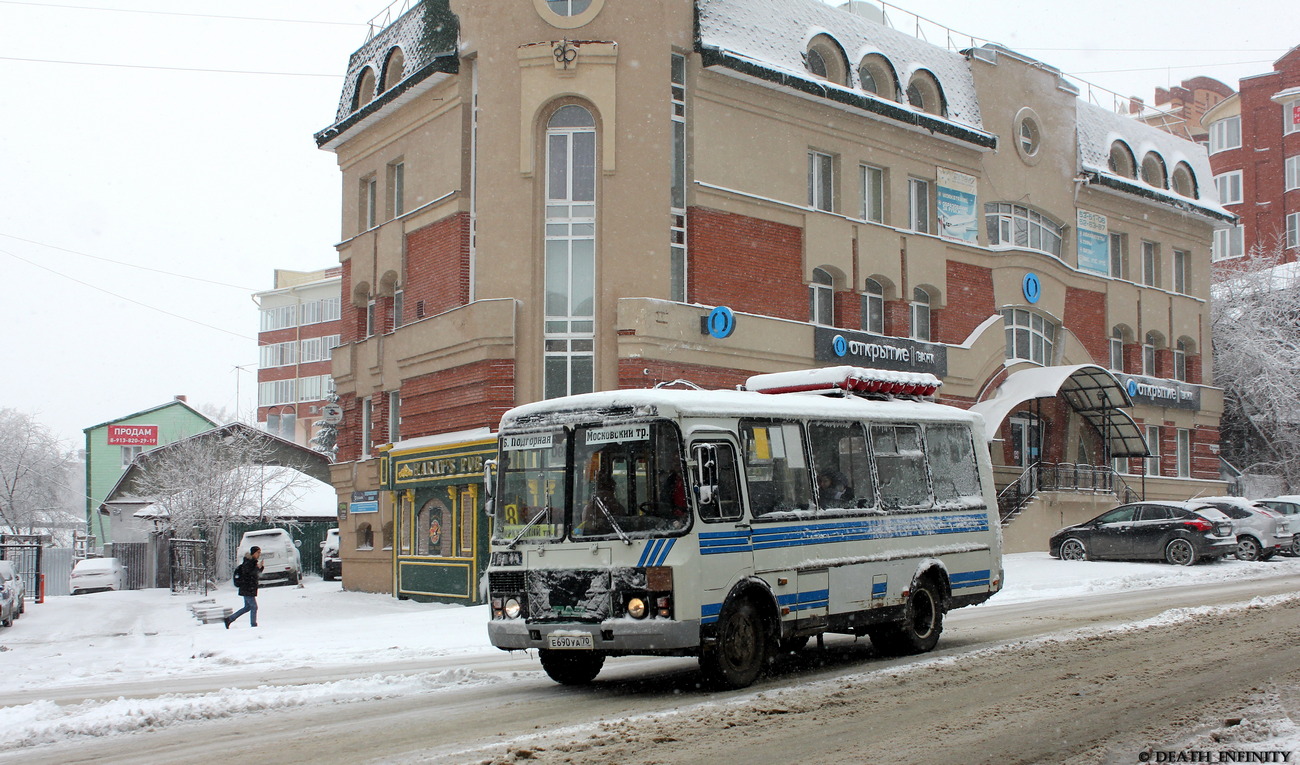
[539,650,605,685]
[870,579,944,656]
[700,599,768,689]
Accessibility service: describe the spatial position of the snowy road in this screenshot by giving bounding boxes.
[1,555,1298,764]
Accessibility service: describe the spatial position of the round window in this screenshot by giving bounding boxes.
[1014,107,1044,166]
[534,0,604,27]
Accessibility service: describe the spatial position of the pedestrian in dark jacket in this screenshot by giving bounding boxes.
[225,547,263,628]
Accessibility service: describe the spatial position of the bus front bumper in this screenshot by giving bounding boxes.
[488,618,701,653]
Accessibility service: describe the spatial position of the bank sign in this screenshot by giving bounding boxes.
[814,327,947,377]
[1116,374,1201,410]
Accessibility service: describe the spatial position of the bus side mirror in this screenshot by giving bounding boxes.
[483,459,497,515]
[693,444,718,506]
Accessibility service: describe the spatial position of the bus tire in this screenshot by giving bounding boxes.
[539,650,605,685]
[700,598,768,689]
[870,578,944,656]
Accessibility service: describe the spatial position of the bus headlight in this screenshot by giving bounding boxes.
[504,597,522,619]
[626,597,648,619]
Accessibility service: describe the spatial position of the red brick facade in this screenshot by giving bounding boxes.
[1063,286,1107,366]
[688,207,806,321]
[398,360,516,442]
[618,358,752,391]
[404,212,472,322]
[941,262,994,344]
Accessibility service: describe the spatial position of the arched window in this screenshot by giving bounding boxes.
[544,104,598,399]
[356,522,374,551]
[985,203,1063,256]
[1143,331,1164,376]
[1141,152,1168,189]
[1003,308,1057,365]
[810,268,835,326]
[905,70,945,116]
[862,278,885,334]
[910,287,932,342]
[381,48,406,91]
[1171,162,1197,198]
[1109,141,1136,178]
[805,35,848,86]
[354,67,376,110]
[858,54,897,100]
[546,0,593,15]
[382,521,394,551]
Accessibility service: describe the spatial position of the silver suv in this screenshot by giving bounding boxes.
[1197,497,1295,561]
[0,561,24,623]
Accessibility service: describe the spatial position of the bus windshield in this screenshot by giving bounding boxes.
[492,422,688,543]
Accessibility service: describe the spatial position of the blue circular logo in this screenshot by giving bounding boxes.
[1127,379,1139,397]
[1022,273,1041,304]
[832,334,849,357]
[707,306,736,339]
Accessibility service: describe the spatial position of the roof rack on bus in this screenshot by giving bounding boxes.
[653,379,705,391]
[744,366,942,399]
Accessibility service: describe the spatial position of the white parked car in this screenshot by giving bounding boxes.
[1197,497,1296,561]
[0,561,25,619]
[70,557,127,594]
[237,529,302,585]
[320,528,341,582]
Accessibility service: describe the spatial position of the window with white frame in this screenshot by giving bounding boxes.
[1145,425,1161,476]
[120,445,144,469]
[388,391,401,444]
[861,164,884,223]
[1142,331,1160,376]
[1177,428,1191,478]
[365,298,377,337]
[670,53,688,303]
[259,341,296,369]
[260,304,296,332]
[1141,241,1161,288]
[1208,116,1241,153]
[361,397,373,459]
[984,203,1063,257]
[392,289,404,330]
[1174,338,1191,382]
[862,278,884,334]
[910,287,931,342]
[1214,171,1243,204]
[1173,249,1189,294]
[1286,99,1300,135]
[390,161,405,218]
[1003,308,1057,365]
[1287,156,1300,191]
[321,297,341,322]
[258,379,297,406]
[324,334,341,357]
[362,176,378,230]
[1213,226,1245,261]
[299,337,328,363]
[300,300,322,326]
[1289,213,1300,250]
[808,151,834,212]
[1109,327,1126,372]
[810,268,835,326]
[908,178,930,233]
[1110,232,1128,280]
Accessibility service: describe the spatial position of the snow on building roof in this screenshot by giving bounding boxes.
[696,0,984,134]
[132,466,337,520]
[1075,100,1231,220]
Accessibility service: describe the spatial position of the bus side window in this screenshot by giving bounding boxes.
[741,421,813,516]
[924,424,983,508]
[870,424,931,511]
[808,422,874,511]
[694,443,743,522]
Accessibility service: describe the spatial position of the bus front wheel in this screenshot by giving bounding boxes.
[870,578,944,656]
[700,599,768,689]
[539,650,605,685]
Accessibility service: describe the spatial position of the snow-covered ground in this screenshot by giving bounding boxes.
[1,553,1298,754]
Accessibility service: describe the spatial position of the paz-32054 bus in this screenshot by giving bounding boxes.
[485,366,1003,689]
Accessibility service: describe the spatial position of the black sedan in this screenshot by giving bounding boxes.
[1048,501,1237,566]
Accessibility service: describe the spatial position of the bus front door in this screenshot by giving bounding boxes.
[692,441,753,623]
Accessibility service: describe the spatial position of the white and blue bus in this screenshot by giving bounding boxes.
[485,366,1003,688]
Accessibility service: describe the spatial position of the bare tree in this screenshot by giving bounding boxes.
[1211,247,1300,491]
[0,409,79,540]
[130,430,315,575]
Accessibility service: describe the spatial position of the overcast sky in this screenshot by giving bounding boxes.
[0,0,1294,448]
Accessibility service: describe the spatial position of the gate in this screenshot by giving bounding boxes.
[107,542,150,590]
[169,538,210,595]
[0,541,42,597]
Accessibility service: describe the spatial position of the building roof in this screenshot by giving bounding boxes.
[84,398,217,434]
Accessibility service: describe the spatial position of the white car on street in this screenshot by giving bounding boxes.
[70,557,127,595]
[237,529,302,585]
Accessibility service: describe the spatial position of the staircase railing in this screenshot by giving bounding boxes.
[998,462,1144,524]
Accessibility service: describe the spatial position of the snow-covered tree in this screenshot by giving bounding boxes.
[310,391,339,460]
[1211,248,1300,490]
[0,409,80,540]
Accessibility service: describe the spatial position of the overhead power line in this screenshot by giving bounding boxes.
[0,247,256,342]
[0,54,339,77]
[1073,59,1278,76]
[0,232,260,291]
[0,0,364,27]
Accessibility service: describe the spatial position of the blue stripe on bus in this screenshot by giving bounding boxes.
[654,538,676,566]
[949,569,991,589]
[776,589,830,611]
[871,581,887,598]
[636,539,656,568]
[699,513,990,556]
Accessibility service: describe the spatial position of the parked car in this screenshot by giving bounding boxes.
[237,529,302,585]
[320,528,341,582]
[1049,501,1237,566]
[0,570,16,627]
[0,561,25,618]
[1255,496,1300,554]
[1196,497,1296,561]
[70,557,127,594]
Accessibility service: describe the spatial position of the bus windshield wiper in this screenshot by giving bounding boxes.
[509,485,555,549]
[593,495,632,545]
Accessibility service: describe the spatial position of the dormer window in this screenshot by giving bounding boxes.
[1108,141,1136,178]
[805,35,848,86]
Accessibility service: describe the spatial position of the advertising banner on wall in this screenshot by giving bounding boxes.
[107,424,158,446]
[1115,374,1201,411]
[814,327,948,377]
[350,490,379,514]
[936,168,979,243]
[1076,209,1110,275]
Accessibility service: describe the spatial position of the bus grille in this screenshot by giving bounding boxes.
[489,571,525,594]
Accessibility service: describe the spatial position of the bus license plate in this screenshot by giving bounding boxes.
[546,633,594,650]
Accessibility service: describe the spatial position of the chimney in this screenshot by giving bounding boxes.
[175,395,187,402]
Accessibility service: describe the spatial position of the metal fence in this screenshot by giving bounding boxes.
[0,543,41,596]
[169,538,210,595]
[106,542,150,590]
